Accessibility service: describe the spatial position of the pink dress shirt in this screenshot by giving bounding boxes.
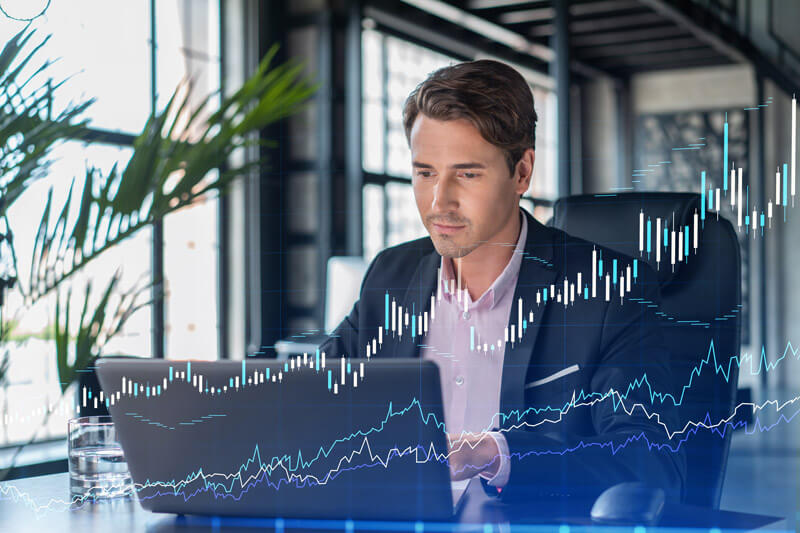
[421,210,527,488]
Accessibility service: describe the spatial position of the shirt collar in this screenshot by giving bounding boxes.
[438,209,528,310]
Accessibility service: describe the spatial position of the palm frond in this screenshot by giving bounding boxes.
[0,27,91,214]
[26,43,316,302]
[54,272,152,393]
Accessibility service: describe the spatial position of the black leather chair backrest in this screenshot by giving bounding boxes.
[551,192,741,508]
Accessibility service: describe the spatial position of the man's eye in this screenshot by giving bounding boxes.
[461,172,478,179]
[417,171,432,178]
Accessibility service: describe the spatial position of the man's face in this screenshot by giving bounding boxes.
[409,115,530,258]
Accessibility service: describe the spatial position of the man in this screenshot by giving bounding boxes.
[320,59,685,502]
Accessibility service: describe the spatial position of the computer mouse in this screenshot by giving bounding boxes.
[590,482,666,526]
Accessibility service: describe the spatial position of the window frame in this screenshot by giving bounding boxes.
[0,0,228,459]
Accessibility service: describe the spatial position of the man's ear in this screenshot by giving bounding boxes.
[513,148,535,196]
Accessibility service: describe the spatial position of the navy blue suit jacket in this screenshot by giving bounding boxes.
[319,207,687,502]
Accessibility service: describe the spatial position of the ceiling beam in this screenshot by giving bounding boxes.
[576,37,703,58]
[398,0,615,80]
[591,47,726,67]
[498,7,555,24]
[571,25,688,47]
[529,12,666,37]
[467,0,547,10]
[636,0,747,63]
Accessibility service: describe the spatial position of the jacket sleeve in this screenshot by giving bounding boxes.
[493,262,687,503]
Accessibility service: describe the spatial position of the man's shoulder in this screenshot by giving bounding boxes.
[362,236,437,288]
[547,224,661,290]
[550,224,644,268]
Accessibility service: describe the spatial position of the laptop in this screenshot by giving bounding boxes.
[95,358,457,520]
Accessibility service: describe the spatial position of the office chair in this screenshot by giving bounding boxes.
[551,192,741,509]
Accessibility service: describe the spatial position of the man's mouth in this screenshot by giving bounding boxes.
[432,222,466,235]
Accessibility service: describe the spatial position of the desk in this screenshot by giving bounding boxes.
[0,473,785,532]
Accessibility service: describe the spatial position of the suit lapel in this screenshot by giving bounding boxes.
[498,210,562,428]
[388,209,564,418]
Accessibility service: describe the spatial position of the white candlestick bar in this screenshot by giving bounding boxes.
[592,249,597,298]
[457,260,462,297]
[730,168,736,207]
[605,273,610,301]
[397,306,402,336]
[670,229,676,267]
[639,210,644,253]
[737,168,743,227]
[776,168,781,206]
[693,211,699,250]
[656,218,661,265]
[792,94,796,203]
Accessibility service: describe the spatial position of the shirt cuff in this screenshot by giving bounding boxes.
[478,432,510,487]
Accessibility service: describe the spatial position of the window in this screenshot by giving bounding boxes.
[361,28,558,261]
[158,0,221,361]
[0,0,222,447]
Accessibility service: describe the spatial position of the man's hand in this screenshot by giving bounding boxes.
[446,432,501,481]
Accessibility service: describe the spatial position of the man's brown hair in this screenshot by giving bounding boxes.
[402,59,537,176]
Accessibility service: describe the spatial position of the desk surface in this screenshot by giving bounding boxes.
[0,473,785,532]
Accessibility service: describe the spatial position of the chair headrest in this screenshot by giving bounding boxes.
[551,192,701,287]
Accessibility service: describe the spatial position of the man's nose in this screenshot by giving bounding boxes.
[431,175,458,211]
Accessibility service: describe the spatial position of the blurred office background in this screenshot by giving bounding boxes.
[0,0,799,522]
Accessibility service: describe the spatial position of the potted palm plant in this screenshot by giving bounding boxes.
[0,26,316,479]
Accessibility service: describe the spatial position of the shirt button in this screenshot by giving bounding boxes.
[462,311,470,320]
[455,375,464,386]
